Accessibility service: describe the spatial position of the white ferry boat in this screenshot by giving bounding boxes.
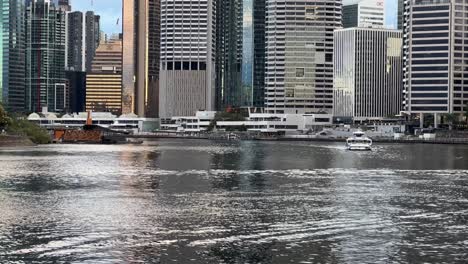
[346,131,372,151]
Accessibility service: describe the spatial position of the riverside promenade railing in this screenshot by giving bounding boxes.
[122,132,468,145]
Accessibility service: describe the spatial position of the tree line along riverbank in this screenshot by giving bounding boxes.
[0,104,50,146]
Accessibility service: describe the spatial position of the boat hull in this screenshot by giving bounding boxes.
[347,145,372,151]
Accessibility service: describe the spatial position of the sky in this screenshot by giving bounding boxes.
[71,0,122,34]
[386,0,398,29]
[70,0,399,34]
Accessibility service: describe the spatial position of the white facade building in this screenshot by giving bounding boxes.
[28,112,159,134]
[159,0,216,118]
[160,110,332,133]
[343,0,385,29]
[334,28,403,120]
[160,111,216,132]
[217,113,332,133]
[264,0,342,115]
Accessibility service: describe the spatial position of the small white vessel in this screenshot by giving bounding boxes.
[227,133,240,140]
[346,131,372,151]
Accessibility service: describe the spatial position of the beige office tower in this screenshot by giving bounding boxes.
[159,0,216,118]
[265,0,342,114]
[122,0,160,117]
[86,38,123,114]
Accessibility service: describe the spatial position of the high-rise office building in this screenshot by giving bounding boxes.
[343,0,385,28]
[397,0,403,30]
[215,0,267,109]
[25,0,67,113]
[159,0,216,117]
[85,11,100,72]
[66,11,100,72]
[403,0,467,118]
[66,11,86,71]
[215,0,242,110]
[57,0,71,12]
[251,0,267,107]
[334,28,403,120]
[86,38,122,114]
[122,0,160,117]
[0,0,26,112]
[216,0,266,110]
[265,0,342,114]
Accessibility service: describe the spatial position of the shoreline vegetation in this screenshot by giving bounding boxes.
[0,104,50,146]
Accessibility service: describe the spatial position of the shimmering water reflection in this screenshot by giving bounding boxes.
[0,140,467,263]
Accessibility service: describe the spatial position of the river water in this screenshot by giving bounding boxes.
[0,140,467,263]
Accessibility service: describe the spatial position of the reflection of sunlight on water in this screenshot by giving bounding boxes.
[1,142,468,263]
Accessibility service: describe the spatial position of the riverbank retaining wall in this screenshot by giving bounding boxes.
[0,135,35,147]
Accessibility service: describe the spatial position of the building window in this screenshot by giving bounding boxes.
[296,68,305,78]
[305,7,318,20]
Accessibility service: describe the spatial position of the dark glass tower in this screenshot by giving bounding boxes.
[85,11,100,73]
[397,0,403,30]
[215,0,266,110]
[251,0,266,107]
[67,11,85,71]
[215,0,243,110]
[25,0,67,112]
[0,0,26,112]
[66,11,100,73]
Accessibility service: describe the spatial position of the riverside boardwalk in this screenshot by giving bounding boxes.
[118,131,468,145]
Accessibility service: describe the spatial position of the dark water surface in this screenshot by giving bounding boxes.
[0,140,467,263]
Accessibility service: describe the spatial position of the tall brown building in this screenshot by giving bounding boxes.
[86,38,123,114]
[122,0,160,118]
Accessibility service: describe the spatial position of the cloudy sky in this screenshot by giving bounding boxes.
[71,0,398,34]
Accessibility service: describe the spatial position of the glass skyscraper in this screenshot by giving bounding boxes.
[398,0,403,30]
[215,0,242,110]
[0,0,26,112]
[25,0,67,113]
[243,0,266,107]
[215,0,266,110]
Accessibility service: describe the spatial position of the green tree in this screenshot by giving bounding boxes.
[0,104,50,143]
[0,103,12,129]
[443,113,457,130]
[7,118,51,144]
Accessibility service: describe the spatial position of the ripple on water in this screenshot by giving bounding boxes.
[0,143,467,263]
